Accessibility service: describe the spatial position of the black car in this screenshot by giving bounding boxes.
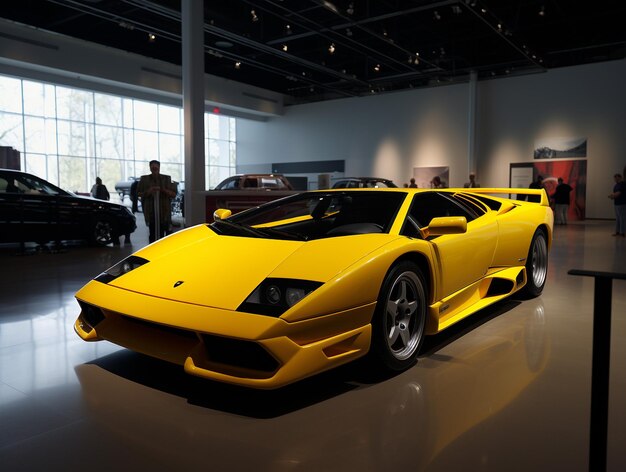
[0,169,136,246]
[331,177,397,188]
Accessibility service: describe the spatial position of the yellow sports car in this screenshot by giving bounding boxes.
[75,188,553,389]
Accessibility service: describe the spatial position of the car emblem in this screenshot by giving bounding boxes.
[173,280,184,288]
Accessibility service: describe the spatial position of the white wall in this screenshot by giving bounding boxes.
[477,60,626,219]
[239,59,626,219]
[238,82,470,187]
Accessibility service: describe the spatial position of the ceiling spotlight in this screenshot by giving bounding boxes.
[452,5,462,15]
[234,61,241,69]
[328,43,335,54]
[251,9,259,22]
[481,8,487,13]
[374,64,380,72]
[346,3,354,15]
[433,10,441,20]
[345,28,353,37]
[285,24,292,35]
[497,23,502,31]
[148,33,156,42]
[382,28,388,37]
[282,44,288,52]
[538,5,545,16]
[309,86,314,92]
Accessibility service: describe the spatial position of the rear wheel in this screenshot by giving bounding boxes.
[523,229,548,297]
[371,261,427,371]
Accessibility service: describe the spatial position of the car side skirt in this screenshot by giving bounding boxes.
[426,266,526,334]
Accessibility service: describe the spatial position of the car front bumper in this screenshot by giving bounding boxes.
[75,281,374,389]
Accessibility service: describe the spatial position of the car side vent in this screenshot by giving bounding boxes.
[486,278,514,297]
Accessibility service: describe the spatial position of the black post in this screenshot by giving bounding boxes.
[568,269,626,472]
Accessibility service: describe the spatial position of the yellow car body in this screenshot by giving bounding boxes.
[75,188,553,389]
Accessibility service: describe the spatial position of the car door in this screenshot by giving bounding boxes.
[405,192,498,300]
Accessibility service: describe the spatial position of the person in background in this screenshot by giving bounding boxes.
[551,177,573,225]
[464,173,480,188]
[430,176,446,188]
[409,178,418,188]
[608,173,625,237]
[90,177,110,201]
[527,175,544,203]
[137,160,176,243]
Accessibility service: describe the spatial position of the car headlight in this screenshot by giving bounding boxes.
[95,255,149,283]
[238,278,322,317]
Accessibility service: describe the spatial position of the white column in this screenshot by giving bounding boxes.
[182,0,205,226]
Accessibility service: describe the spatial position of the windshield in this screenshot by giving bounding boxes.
[211,191,407,241]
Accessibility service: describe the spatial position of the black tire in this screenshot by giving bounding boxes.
[90,217,116,246]
[370,261,427,371]
[522,229,548,298]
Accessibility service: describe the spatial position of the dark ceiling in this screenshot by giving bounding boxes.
[1,0,625,105]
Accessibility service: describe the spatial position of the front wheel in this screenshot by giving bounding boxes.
[522,229,548,297]
[90,217,116,246]
[370,261,427,371]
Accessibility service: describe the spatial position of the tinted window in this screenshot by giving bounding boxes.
[406,192,477,228]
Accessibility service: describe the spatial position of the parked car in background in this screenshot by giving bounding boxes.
[214,174,294,190]
[0,169,136,246]
[205,174,297,222]
[332,177,397,188]
[115,176,139,198]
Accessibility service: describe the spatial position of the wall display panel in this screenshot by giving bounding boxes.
[413,166,449,189]
[534,159,587,221]
[534,137,587,159]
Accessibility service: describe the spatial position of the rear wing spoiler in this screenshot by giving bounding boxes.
[460,188,550,207]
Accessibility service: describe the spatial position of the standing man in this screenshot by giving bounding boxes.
[464,173,480,188]
[551,177,573,225]
[527,175,545,203]
[608,173,625,237]
[137,160,176,243]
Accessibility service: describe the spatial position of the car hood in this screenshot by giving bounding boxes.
[109,225,396,310]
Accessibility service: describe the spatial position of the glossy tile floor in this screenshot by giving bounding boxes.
[1,220,625,472]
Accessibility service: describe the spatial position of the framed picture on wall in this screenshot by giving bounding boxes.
[533,137,587,159]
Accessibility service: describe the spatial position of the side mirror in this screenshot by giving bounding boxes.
[214,208,232,221]
[422,216,467,237]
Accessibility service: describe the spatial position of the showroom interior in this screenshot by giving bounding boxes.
[1,1,625,471]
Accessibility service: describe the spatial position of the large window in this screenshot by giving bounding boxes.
[0,74,236,196]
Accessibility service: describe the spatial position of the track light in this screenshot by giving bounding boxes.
[234,61,241,69]
[328,43,335,54]
[374,64,380,72]
[148,33,156,42]
[433,10,441,20]
[251,9,259,22]
[282,44,288,52]
[345,28,352,37]
[538,5,545,16]
[346,3,354,15]
[285,24,292,35]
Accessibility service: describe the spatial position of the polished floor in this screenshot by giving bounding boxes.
[1,220,625,472]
